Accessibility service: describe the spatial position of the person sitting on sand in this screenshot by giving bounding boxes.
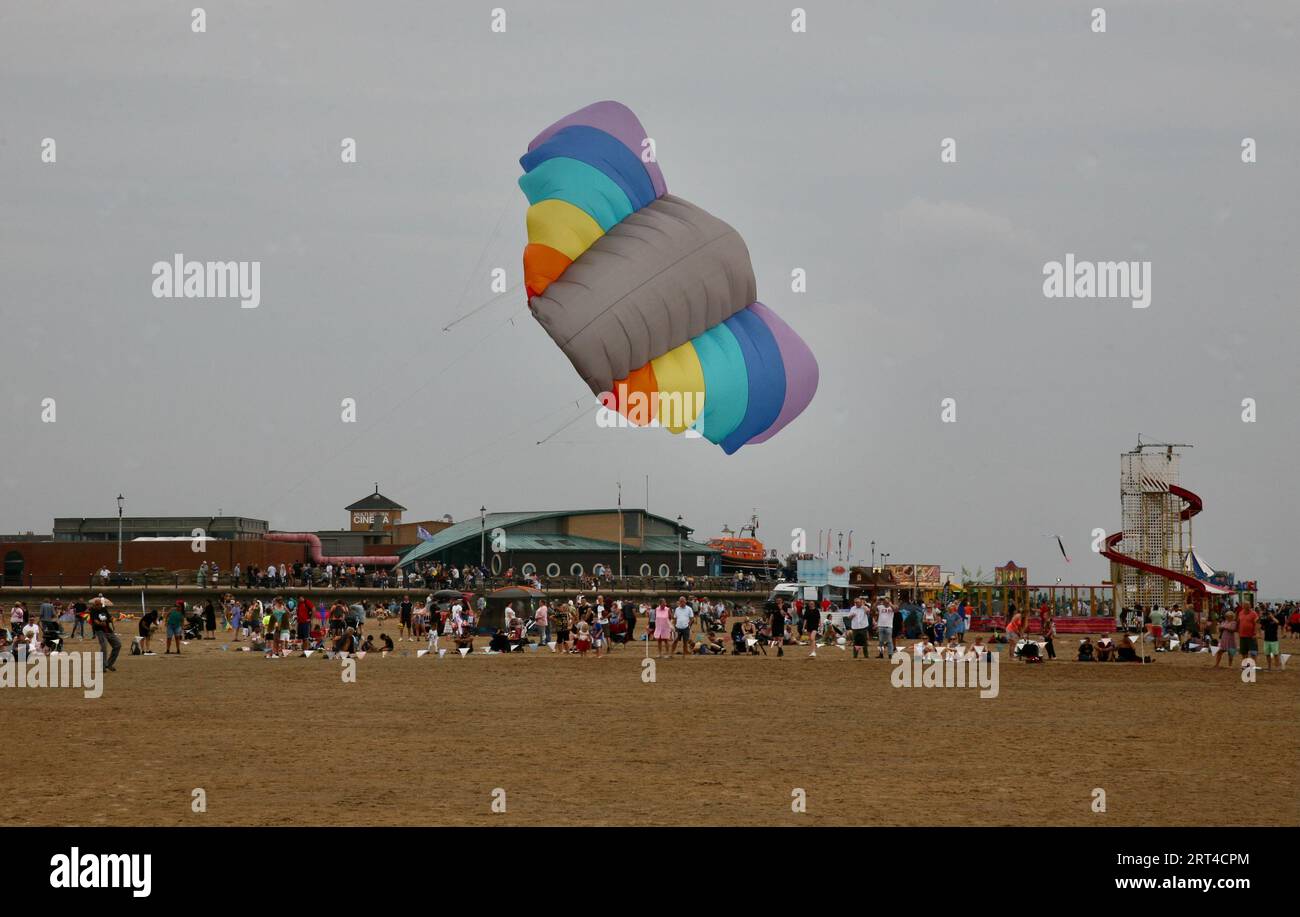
[697,631,725,655]
[333,627,358,656]
[1077,637,1095,661]
[487,629,511,654]
[730,620,747,655]
[379,633,394,653]
[1115,635,1142,662]
[359,635,376,653]
[1095,635,1116,662]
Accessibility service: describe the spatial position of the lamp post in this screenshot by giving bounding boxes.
[676,514,683,576]
[871,540,876,571]
[479,506,486,569]
[116,494,124,572]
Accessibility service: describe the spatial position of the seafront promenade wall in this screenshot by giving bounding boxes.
[0,584,765,608]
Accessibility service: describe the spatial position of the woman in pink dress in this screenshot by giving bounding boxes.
[653,599,673,658]
[1212,611,1238,668]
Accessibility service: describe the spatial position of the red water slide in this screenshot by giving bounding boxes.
[264,532,399,567]
[1100,484,1218,599]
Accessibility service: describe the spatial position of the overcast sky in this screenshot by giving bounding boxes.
[3,1,1297,596]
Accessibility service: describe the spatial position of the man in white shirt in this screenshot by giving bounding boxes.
[875,600,896,658]
[847,598,872,658]
[670,596,694,656]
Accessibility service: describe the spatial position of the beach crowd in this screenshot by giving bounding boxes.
[7,590,1295,673]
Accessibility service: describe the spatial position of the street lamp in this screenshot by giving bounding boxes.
[871,540,876,571]
[116,494,124,572]
[480,506,486,569]
[676,514,683,576]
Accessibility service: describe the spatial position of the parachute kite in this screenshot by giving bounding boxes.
[518,101,818,453]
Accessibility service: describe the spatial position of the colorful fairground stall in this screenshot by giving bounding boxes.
[958,561,1117,620]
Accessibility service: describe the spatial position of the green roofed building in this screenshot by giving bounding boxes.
[397,509,719,579]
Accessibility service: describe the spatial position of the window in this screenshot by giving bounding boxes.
[623,512,641,537]
[658,564,670,577]
[521,563,536,576]
[546,563,560,578]
[570,563,584,577]
[639,564,652,576]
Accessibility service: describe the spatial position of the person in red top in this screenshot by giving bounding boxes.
[296,597,313,643]
[1236,605,1260,660]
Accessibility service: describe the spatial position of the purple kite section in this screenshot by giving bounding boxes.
[527,100,668,199]
[745,301,819,444]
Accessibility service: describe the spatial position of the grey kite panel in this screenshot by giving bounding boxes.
[530,194,757,393]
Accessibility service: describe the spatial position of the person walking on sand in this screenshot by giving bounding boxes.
[1006,609,1024,648]
[875,599,896,658]
[670,596,694,657]
[165,602,185,654]
[1041,610,1057,660]
[1213,611,1238,668]
[803,598,821,657]
[1260,607,1282,670]
[769,599,788,657]
[847,598,872,659]
[90,598,121,671]
[652,598,673,657]
[1236,604,1260,664]
[534,599,550,647]
[138,607,158,655]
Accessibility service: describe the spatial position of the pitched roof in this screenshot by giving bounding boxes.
[346,485,407,513]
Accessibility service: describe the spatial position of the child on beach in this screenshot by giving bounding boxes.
[574,620,592,656]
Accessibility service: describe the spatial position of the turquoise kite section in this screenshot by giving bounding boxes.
[517,156,634,232]
[689,323,748,444]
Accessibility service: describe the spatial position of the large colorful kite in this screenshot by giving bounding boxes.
[518,101,818,453]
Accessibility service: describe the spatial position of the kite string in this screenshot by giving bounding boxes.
[388,396,587,493]
[535,402,592,446]
[442,282,523,332]
[262,306,530,516]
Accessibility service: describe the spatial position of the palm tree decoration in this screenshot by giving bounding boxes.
[960,565,992,587]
